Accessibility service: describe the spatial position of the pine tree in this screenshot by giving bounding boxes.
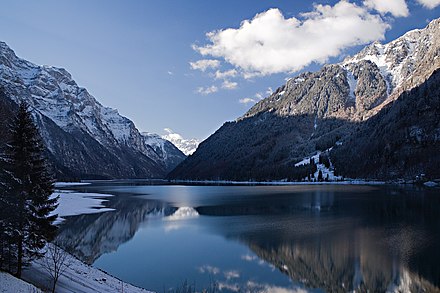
[1,101,58,277]
[318,170,323,181]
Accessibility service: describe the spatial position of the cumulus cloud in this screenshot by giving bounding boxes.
[190,59,220,71]
[214,69,238,79]
[193,1,390,77]
[239,91,266,104]
[196,85,218,95]
[222,80,238,90]
[416,0,440,8]
[364,0,409,17]
[239,98,257,104]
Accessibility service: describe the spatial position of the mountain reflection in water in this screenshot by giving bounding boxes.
[56,184,440,292]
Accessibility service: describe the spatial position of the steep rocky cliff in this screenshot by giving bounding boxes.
[0,42,185,179]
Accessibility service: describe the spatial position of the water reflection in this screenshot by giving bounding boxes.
[56,196,177,263]
[56,184,440,292]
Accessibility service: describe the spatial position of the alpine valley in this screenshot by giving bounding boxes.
[0,42,186,180]
[169,18,440,181]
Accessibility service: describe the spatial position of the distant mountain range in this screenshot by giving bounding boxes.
[0,42,186,180]
[161,128,200,156]
[170,18,440,181]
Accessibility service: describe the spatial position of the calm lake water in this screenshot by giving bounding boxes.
[56,183,440,293]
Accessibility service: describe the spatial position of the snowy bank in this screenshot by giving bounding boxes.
[54,182,91,187]
[50,191,115,224]
[0,271,43,293]
[22,244,153,293]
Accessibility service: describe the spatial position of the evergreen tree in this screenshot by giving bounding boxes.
[318,170,323,181]
[1,101,58,277]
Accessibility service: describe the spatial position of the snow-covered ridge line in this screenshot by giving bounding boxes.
[0,41,185,177]
[343,18,439,96]
[161,128,200,156]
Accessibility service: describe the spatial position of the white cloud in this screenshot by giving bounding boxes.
[240,98,258,104]
[196,85,218,95]
[214,69,238,79]
[222,80,238,90]
[239,94,262,104]
[190,59,220,71]
[416,0,440,8]
[239,98,257,104]
[193,1,390,77]
[364,0,409,17]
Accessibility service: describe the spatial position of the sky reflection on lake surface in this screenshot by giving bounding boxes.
[56,184,440,293]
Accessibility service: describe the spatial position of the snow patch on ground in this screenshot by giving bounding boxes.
[423,181,438,187]
[0,271,42,293]
[22,244,152,293]
[54,182,91,187]
[50,191,115,224]
[346,69,357,100]
[294,149,342,181]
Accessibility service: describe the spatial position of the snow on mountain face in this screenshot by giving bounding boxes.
[170,18,440,181]
[162,128,200,156]
[344,18,440,100]
[0,41,185,178]
[244,18,439,122]
[141,132,187,171]
[0,41,133,145]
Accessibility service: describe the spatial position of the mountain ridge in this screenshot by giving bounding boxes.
[169,18,440,181]
[0,42,186,179]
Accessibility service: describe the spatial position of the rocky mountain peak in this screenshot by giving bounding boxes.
[243,17,439,123]
[169,18,440,182]
[0,41,185,179]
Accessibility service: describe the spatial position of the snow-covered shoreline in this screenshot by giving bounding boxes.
[169,179,387,186]
[22,244,153,293]
[2,188,154,293]
[50,190,115,224]
[0,271,43,293]
[54,182,92,187]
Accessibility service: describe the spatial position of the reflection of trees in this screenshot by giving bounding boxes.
[197,186,440,292]
[56,196,176,264]
[246,228,438,292]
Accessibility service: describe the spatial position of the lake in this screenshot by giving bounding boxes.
[56,183,440,293]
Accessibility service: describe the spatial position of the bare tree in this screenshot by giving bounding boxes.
[40,243,72,293]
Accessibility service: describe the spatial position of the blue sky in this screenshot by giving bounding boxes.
[0,1,439,140]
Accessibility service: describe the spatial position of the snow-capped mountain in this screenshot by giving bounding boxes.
[244,18,439,122]
[161,128,200,156]
[0,41,185,179]
[170,18,440,181]
[141,132,188,170]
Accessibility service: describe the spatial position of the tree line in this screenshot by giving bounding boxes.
[0,101,58,278]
